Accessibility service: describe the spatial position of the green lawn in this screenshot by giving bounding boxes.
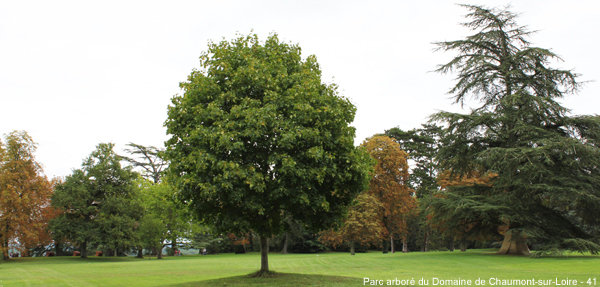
[0,250,598,286]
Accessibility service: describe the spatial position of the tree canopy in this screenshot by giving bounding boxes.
[432,4,600,255]
[121,143,167,184]
[165,33,372,273]
[386,124,441,198]
[319,192,384,255]
[386,125,443,251]
[361,135,416,253]
[136,180,189,259]
[50,143,141,258]
[0,131,54,259]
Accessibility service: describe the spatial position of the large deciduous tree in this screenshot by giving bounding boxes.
[432,5,600,255]
[0,131,54,260]
[165,34,372,274]
[361,135,416,253]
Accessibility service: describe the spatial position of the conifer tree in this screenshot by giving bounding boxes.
[432,5,600,255]
[50,143,141,258]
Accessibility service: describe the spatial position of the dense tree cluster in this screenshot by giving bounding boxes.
[2,4,598,273]
[50,143,142,258]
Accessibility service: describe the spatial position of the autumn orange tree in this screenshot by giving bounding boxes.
[361,135,416,253]
[0,131,55,260]
[319,192,384,255]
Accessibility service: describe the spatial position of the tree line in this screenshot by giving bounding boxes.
[1,5,598,276]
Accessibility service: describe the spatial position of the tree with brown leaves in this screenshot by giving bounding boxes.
[0,131,54,259]
[319,192,384,255]
[361,135,416,253]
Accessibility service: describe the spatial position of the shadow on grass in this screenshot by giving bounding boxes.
[169,272,360,287]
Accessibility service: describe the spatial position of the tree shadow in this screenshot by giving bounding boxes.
[169,272,360,286]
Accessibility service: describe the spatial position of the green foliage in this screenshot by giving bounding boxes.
[426,184,505,242]
[560,239,600,255]
[431,5,600,253]
[137,180,189,256]
[165,33,372,239]
[50,143,141,256]
[386,125,446,251]
[386,124,441,198]
[279,219,327,254]
[122,143,167,184]
[50,169,95,250]
[185,223,227,254]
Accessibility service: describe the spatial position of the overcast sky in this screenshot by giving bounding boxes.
[1,0,599,179]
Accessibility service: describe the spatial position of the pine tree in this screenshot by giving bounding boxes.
[432,5,600,255]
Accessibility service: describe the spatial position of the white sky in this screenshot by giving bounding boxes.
[1,0,599,179]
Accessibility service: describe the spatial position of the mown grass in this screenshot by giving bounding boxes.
[0,250,598,286]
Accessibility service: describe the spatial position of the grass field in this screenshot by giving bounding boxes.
[0,250,598,286]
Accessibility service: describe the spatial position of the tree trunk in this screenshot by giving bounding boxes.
[449,238,455,251]
[390,236,395,253]
[497,229,530,256]
[171,237,177,256]
[2,238,8,260]
[402,236,408,253]
[55,241,63,256]
[248,234,254,252]
[81,241,87,258]
[423,230,429,252]
[157,245,164,259]
[114,248,118,257]
[136,247,143,258]
[460,238,467,252]
[281,232,289,254]
[2,225,10,260]
[350,241,355,256]
[259,235,269,273]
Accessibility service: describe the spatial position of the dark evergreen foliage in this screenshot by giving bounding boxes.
[50,143,141,257]
[431,5,600,254]
[121,143,167,184]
